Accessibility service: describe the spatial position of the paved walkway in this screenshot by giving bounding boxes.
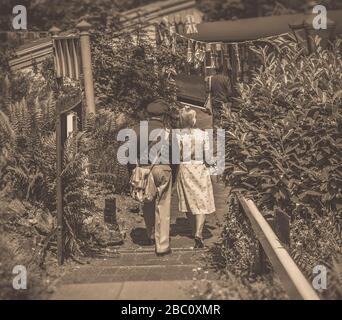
[51,109,228,300]
[51,180,227,300]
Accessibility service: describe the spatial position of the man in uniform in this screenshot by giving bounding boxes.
[132,99,177,256]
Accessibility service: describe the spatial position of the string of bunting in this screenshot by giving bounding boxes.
[155,17,290,79]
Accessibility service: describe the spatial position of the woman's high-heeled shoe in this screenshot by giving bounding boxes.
[194,237,204,249]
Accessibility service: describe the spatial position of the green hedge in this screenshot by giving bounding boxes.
[221,37,341,299]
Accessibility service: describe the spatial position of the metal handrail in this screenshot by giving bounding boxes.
[238,196,320,300]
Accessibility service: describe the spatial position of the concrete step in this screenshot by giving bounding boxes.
[60,264,204,284]
[50,110,227,301]
[91,250,205,266]
[51,280,196,300]
[59,251,216,285]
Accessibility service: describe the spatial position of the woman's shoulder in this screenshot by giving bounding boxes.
[194,128,207,135]
[173,128,207,137]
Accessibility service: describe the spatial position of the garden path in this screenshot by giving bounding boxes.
[51,109,229,300]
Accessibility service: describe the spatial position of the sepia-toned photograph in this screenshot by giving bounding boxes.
[0,0,341,305]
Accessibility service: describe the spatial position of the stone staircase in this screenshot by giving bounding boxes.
[51,109,228,300]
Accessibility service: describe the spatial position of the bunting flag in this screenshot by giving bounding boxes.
[163,25,171,47]
[185,15,198,35]
[215,43,222,67]
[194,42,201,69]
[233,43,241,79]
[53,37,81,80]
[169,21,176,35]
[210,43,217,69]
[215,43,221,69]
[171,34,177,54]
[155,20,290,82]
[222,44,228,73]
[169,21,177,54]
[195,43,205,63]
[187,40,194,64]
[159,17,170,46]
[227,45,233,71]
[162,16,169,26]
[176,20,185,34]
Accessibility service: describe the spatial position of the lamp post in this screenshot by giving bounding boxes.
[289,1,336,54]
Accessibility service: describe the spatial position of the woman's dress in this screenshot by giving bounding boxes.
[176,128,215,215]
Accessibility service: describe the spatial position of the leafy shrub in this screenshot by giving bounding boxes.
[219,194,259,277]
[220,37,341,299]
[0,0,160,31]
[0,72,88,255]
[84,109,132,195]
[0,200,49,299]
[1,92,56,204]
[0,234,41,299]
[92,28,183,116]
[224,37,341,219]
[0,69,134,260]
[192,270,286,300]
[291,214,342,299]
[193,193,287,299]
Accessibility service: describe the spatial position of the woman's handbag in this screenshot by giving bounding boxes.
[204,76,213,115]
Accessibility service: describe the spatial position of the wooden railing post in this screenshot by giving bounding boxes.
[275,210,290,247]
[257,241,267,274]
[76,20,96,117]
[104,198,117,225]
[56,112,64,265]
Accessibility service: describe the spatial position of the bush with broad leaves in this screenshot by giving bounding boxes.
[221,36,341,299]
[224,37,341,219]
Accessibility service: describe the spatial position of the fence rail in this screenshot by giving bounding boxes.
[238,196,320,300]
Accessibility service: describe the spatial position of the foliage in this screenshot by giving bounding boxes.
[84,109,131,195]
[0,200,51,299]
[219,194,259,277]
[221,37,341,299]
[0,0,159,31]
[224,37,342,218]
[92,28,183,116]
[0,71,90,258]
[0,38,15,75]
[192,270,286,300]
[0,67,132,260]
[0,234,42,299]
[192,192,287,299]
[291,214,342,299]
[0,90,56,204]
[196,0,342,22]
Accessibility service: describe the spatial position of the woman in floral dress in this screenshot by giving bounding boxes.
[176,107,216,248]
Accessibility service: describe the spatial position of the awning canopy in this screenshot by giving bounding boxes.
[189,10,342,42]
